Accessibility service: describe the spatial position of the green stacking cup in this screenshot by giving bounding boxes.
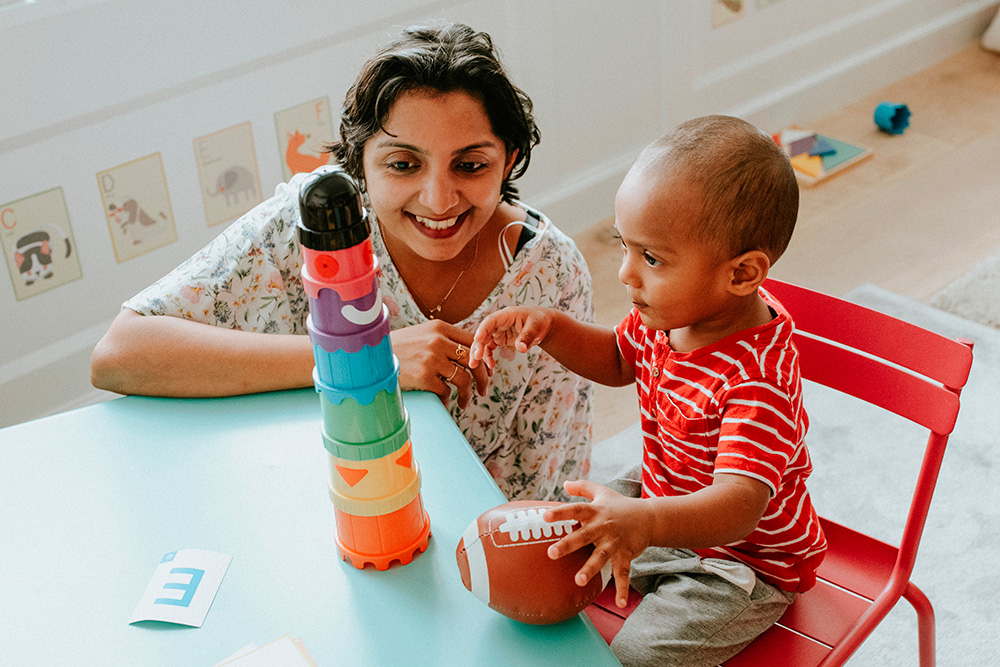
[319,385,406,444]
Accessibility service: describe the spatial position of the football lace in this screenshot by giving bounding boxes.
[498,509,577,542]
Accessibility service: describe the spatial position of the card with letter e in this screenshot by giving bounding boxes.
[130,549,231,627]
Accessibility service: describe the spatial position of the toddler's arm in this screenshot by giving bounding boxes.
[544,474,771,608]
[470,307,553,368]
[470,307,634,387]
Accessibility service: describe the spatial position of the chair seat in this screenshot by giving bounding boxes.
[584,584,643,644]
[726,516,902,666]
[586,516,905,667]
[721,624,831,666]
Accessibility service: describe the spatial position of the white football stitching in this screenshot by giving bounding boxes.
[491,508,577,546]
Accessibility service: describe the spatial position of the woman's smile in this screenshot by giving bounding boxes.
[414,214,460,230]
[408,211,468,238]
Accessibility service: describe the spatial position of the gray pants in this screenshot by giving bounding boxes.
[606,468,795,667]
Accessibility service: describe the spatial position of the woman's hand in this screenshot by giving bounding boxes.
[390,320,491,408]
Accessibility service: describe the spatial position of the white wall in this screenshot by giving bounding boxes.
[1,0,996,427]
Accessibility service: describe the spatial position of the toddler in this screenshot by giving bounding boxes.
[471,115,827,667]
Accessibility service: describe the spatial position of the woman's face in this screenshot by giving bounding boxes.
[362,88,515,262]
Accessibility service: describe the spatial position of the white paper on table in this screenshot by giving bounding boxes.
[129,549,231,627]
[215,643,259,666]
[215,636,315,666]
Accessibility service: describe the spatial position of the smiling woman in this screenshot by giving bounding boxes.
[89,21,595,502]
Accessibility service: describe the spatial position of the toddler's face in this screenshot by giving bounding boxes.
[613,170,735,339]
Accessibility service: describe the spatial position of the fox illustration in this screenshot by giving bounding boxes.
[285,130,331,175]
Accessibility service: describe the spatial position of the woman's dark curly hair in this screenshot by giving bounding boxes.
[328,22,540,204]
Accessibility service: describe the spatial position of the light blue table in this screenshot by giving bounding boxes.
[0,389,620,666]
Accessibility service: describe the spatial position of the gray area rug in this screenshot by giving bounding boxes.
[929,247,1000,330]
[589,283,999,665]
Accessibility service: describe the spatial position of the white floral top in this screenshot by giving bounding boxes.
[124,169,594,501]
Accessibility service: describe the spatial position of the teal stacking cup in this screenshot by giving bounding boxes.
[874,102,910,134]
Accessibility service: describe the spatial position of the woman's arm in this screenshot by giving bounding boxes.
[92,307,491,401]
[90,308,315,397]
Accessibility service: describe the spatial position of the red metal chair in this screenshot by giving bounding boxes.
[584,278,974,667]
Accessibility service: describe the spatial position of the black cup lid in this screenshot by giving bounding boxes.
[297,169,372,251]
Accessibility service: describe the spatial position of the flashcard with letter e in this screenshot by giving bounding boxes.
[130,549,231,627]
[194,121,263,227]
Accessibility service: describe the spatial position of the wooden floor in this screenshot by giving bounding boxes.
[574,44,1000,442]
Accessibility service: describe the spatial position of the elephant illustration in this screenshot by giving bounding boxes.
[208,165,257,206]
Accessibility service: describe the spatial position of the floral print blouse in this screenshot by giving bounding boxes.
[124,169,594,501]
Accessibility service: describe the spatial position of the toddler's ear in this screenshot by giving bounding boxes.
[728,250,770,296]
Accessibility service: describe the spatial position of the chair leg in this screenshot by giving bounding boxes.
[903,582,935,667]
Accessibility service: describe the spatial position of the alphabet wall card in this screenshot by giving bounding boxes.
[97,153,177,263]
[130,549,231,627]
[194,121,264,228]
[1,188,83,301]
[275,96,335,181]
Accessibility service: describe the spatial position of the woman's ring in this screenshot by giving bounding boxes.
[455,344,467,358]
[447,364,460,382]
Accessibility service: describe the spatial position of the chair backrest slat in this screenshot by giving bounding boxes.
[716,280,975,667]
[793,334,962,434]
[764,280,973,389]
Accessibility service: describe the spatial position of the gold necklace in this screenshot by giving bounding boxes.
[395,232,481,320]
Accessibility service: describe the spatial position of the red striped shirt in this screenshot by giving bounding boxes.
[615,291,826,592]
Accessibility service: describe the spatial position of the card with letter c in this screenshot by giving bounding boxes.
[130,549,232,627]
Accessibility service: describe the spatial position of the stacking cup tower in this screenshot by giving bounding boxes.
[297,169,431,570]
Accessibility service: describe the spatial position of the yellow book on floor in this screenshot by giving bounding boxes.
[777,127,873,185]
[790,153,823,178]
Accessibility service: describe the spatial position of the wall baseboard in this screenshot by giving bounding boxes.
[529,148,639,240]
[541,3,997,239]
[735,0,999,129]
[2,343,117,429]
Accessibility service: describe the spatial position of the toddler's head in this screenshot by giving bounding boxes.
[614,116,799,340]
[628,115,798,264]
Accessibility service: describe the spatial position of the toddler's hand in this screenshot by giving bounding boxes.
[543,480,653,609]
[469,307,553,369]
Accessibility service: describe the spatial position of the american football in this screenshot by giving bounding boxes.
[455,500,611,625]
